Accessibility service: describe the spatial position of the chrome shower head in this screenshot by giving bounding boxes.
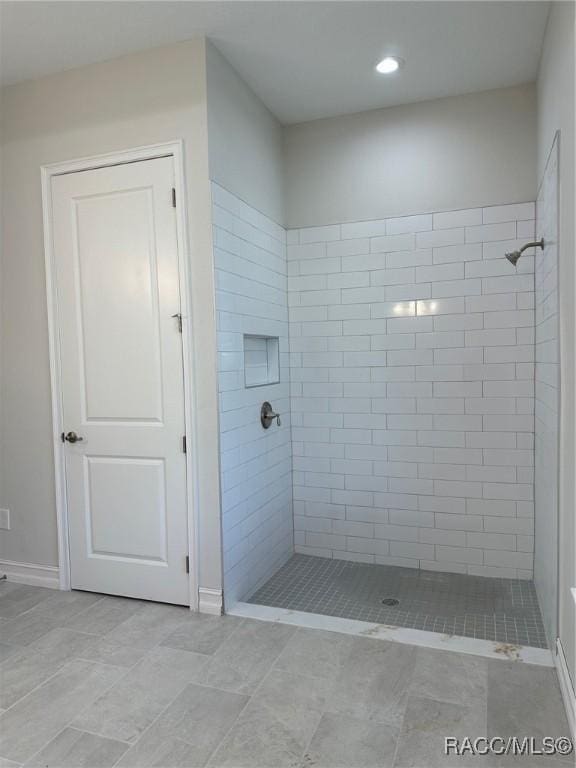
[505,238,544,267]
[505,250,522,266]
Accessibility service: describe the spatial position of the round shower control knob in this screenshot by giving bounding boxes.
[260,402,281,429]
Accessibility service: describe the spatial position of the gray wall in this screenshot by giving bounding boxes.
[0,40,223,596]
[206,42,285,226]
[537,0,575,684]
[284,84,537,229]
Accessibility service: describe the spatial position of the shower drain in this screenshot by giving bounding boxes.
[381,598,400,607]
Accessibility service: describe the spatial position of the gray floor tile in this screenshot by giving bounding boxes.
[0,612,59,648]
[409,647,488,708]
[125,738,205,768]
[63,596,143,636]
[23,727,129,768]
[104,603,193,649]
[0,588,569,768]
[275,628,355,681]
[198,619,296,695]
[0,629,98,708]
[0,586,53,619]
[487,661,572,765]
[26,591,104,623]
[0,757,22,768]
[0,659,123,764]
[76,638,149,668]
[0,583,24,596]
[303,712,400,768]
[326,637,415,727]
[208,669,330,767]
[393,695,488,767]
[0,642,18,664]
[72,646,209,743]
[118,683,249,767]
[161,614,241,656]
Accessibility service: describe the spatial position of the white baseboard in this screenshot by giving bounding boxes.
[198,587,223,615]
[0,559,60,589]
[555,638,576,738]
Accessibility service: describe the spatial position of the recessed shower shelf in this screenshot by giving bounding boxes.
[243,334,280,388]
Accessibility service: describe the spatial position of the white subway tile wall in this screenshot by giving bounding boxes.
[534,138,559,643]
[288,202,536,579]
[213,183,293,606]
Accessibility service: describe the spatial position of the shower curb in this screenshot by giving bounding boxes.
[228,601,554,667]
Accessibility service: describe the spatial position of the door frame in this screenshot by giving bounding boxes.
[41,140,199,609]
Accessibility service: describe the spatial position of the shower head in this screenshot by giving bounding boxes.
[505,250,522,266]
[505,238,544,267]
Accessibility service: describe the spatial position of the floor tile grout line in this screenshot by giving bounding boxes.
[0,656,136,766]
[205,624,333,768]
[259,623,300,674]
[105,680,197,768]
[106,618,253,766]
[56,594,159,639]
[23,723,133,768]
[201,688,254,768]
[0,657,98,716]
[0,625,124,673]
[389,688,411,768]
[296,704,329,767]
[0,586,61,620]
[105,667,256,766]
[1,592,109,626]
[0,639,150,715]
[202,623,319,765]
[62,612,228,748]
[64,723,133,746]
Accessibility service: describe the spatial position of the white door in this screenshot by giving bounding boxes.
[51,156,190,605]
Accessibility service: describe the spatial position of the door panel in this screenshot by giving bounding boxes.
[75,189,163,422]
[85,457,167,562]
[52,156,189,605]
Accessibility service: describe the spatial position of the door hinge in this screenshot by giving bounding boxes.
[171,187,176,208]
[182,435,187,454]
[185,555,190,574]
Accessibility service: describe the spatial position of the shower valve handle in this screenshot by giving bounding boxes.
[261,402,281,429]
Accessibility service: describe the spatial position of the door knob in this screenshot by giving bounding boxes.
[61,431,84,443]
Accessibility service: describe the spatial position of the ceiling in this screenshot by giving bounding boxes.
[0,1,550,124]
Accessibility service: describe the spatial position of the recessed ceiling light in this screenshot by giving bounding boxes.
[376,56,403,74]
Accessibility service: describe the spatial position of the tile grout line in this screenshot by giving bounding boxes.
[0,599,206,760]
[0,656,136,766]
[108,616,252,765]
[0,592,108,627]
[23,723,133,768]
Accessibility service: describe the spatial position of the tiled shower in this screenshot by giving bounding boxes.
[214,185,555,650]
[214,183,293,607]
[288,203,536,578]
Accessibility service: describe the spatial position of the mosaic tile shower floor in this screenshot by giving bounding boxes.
[248,554,548,649]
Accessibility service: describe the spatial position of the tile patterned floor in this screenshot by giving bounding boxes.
[248,554,549,648]
[0,581,570,768]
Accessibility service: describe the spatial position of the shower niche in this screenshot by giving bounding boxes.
[243,334,280,388]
